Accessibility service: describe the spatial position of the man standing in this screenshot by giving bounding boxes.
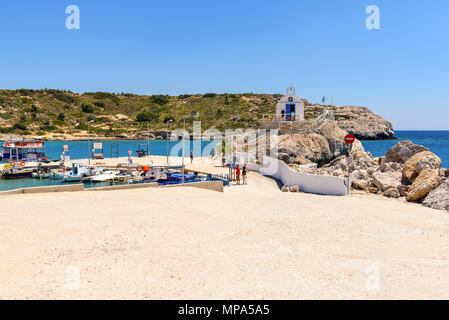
[190,150,194,164]
[242,164,247,185]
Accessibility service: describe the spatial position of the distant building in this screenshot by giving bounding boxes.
[276,86,304,121]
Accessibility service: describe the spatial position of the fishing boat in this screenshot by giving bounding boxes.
[0,139,47,163]
[32,171,51,179]
[1,166,35,179]
[61,163,91,182]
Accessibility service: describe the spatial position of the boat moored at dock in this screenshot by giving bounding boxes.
[0,139,47,163]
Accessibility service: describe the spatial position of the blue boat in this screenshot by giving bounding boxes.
[0,139,47,163]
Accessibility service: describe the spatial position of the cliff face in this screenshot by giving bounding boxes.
[278,122,366,167]
[304,104,395,140]
[333,106,395,140]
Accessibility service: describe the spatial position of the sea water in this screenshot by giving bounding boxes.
[0,131,448,191]
[0,140,220,191]
[361,131,449,168]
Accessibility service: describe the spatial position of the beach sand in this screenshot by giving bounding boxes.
[1,157,449,299]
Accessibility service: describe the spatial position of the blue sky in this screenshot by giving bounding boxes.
[0,0,448,130]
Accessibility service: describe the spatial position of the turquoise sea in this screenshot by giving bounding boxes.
[361,131,449,168]
[0,131,447,191]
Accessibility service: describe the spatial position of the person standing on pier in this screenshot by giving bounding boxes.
[242,164,247,185]
[236,164,241,185]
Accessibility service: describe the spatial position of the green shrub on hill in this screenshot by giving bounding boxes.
[136,111,159,122]
[75,123,88,130]
[47,90,75,104]
[39,124,56,132]
[13,122,27,131]
[94,101,105,108]
[0,113,13,120]
[150,95,170,105]
[81,103,94,113]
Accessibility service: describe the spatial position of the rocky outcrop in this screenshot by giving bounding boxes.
[331,106,395,140]
[423,179,449,211]
[278,121,364,167]
[303,104,395,140]
[384,140,429,164]
[282,136,446,211]
[403,151,441,183]
[407,169,442,201]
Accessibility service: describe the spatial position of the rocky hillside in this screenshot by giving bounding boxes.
[0,89,394,140]
[304,104,395,140]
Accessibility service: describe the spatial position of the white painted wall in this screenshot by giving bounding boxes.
[258,156,350,196]
[275,87,305,121]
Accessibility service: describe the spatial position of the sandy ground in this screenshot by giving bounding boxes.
[1,157,449,299]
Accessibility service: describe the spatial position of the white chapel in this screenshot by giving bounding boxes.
[275,86,304,121]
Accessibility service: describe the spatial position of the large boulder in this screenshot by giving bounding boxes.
[406,169,442,201]
[320,122,365,155]
[278,133,333,166]
[403,151,441,183]
[372,171,402,192]
[384,140,429,164]
[351,169,371,190]
[422,179,449,211]
[278,121,367,167]
[416,155,441,172]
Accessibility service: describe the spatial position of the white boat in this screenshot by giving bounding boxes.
[32,172,51,179]
[61,163,91,182]
[84,169,123,182]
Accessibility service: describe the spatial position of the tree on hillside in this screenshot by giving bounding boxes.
[150,95,170,106]
[81,103,94,113]
[136,111,159,122]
